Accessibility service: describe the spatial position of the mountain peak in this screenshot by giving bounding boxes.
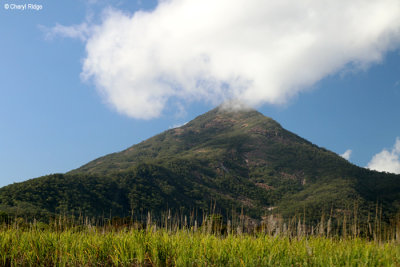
[184,102,280,131]
[72,104,292,177]
[217,100,254,112]
[2,105,399,222]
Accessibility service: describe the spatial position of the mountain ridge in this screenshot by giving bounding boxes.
[0,105,399,222]
[72,106,317,175]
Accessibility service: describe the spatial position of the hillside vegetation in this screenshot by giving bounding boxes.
[0,106,399,223]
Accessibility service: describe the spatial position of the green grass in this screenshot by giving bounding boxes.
[1,225,399,266]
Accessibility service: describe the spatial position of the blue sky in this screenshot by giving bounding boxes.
[1,0,400,187]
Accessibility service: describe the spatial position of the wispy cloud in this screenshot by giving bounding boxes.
[54,0,400,119]
[341,149,352,161]
[367,138,400,174]
[42,22,92,41]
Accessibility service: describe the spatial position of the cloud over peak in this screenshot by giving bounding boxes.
[56,0,400,119]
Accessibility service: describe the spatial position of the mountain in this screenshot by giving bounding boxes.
[0,105,399,222]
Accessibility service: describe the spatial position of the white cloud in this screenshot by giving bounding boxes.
[367,138,400,174]
[57,0,400,119]
[341,149,352,161]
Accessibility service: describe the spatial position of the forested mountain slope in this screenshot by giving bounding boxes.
[1,106,399,222]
